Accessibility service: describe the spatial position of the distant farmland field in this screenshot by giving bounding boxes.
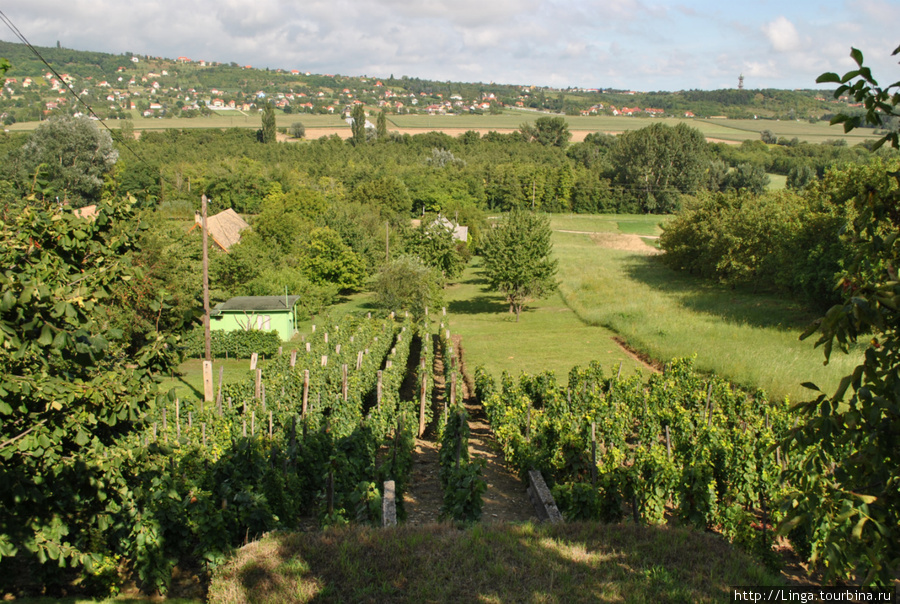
[5,108,877,145]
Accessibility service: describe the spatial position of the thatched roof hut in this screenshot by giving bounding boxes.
[189,209,251,252]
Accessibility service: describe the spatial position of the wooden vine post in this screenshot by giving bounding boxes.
[201,194,214,405]
[302,369,309,417]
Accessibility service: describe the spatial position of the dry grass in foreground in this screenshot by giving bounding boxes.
[208,522,782,603]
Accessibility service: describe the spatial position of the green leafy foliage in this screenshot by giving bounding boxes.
[0,196,179,592]
[519,116,572,148]
[609,123,709,213]
[259,102,276,144]
[404,218,467,279]
[817,44,900,150]
[781,56,900,580]
[659,187,850,308]
[373,255,444,320]
[13,115,118,206]
[481,359,789,569]
[301,227,366,292]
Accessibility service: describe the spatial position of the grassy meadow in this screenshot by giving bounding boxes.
[547,214,861,402]
[208,522,781,603]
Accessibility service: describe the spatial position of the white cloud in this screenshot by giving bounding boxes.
[762,16,801,52]
[1,0,896,90]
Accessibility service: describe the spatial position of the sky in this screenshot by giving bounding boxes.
[2,0,898,91]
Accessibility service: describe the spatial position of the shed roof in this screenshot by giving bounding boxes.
[212,295,301,315]
[190,209,251,252]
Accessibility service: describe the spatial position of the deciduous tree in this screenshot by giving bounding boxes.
[480,210,557,321]
[609,122,709,213]
[0,197,179,584]
[16,115,118,206]
[259,101,276,144]
[519,116,571,148]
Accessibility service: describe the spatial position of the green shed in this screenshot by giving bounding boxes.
[209,295,301,341]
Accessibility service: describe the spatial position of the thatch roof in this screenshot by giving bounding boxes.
[211,295,301,315]
[190,209,251,252]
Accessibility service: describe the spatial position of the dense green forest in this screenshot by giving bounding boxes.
[1,113,896,330]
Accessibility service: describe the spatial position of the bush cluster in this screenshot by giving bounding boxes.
[658,189,849,309]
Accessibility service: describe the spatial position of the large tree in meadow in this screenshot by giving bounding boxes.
[480,210,557,321]
[519,116,571,148]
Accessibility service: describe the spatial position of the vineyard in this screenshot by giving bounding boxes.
[475,357,798,570]
[97,310,499,594]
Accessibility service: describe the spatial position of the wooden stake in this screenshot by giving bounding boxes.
[216,365,224,413]
[290,350,297,367]
[450,372,456,407]
[202,360,213,407]
[302,369,309,417]
[665,425,672,460]
[419,373,427,437]
[377,370,383,407]
[250,352,258,370]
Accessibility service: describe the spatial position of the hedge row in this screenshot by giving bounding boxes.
[181,328,282,359]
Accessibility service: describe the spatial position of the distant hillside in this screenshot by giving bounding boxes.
[0,39,850,126]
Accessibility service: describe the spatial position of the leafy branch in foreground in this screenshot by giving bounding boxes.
[782,44,900,586]
[817,44,900,150]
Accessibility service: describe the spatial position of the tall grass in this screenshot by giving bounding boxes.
[552,226,861,402]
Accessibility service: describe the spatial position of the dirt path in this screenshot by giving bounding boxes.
[403,334,536,524]
[402,336,447,525]
[454,336,536,523]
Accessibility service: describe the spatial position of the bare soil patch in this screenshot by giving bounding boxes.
[589,231,661,254]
